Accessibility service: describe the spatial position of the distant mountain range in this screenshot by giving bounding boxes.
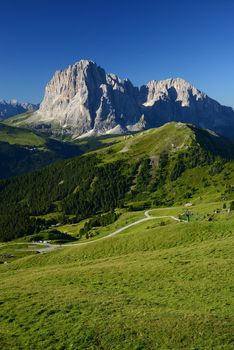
[22,60,234,140]
[0,99,39,120]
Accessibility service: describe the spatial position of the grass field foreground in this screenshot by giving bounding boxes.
[0,201,234,349]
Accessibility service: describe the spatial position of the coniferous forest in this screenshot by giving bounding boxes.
[0,135,233,242]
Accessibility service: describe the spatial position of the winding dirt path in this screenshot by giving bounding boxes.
[36,209,185,253]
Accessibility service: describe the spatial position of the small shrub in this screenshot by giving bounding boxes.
[230,201,234,211]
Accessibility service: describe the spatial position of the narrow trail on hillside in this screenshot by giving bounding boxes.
[36,210,186,253]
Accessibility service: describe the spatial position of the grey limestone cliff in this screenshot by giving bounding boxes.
[28,60,234,139]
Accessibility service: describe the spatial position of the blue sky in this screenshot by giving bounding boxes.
[0,0,233,107]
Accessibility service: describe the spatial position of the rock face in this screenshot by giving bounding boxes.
[29,60,142,136]
[29,60,234,139]
[139,78,234,138]
[0,100,39,120]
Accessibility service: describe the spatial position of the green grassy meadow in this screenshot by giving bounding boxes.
[0,124,45,146]
[57,210,145,241]
[1,122,234,348]
[2,112,34,127]
[0,201,234,349]
[0,243,44,264]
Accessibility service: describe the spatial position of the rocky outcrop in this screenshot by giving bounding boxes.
[29,60,142,137]
[28,60,234,139]
[139,78,234,139]
[0,99,39,120]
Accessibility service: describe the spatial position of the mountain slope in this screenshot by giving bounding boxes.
[23,60,234,139]
[0,122,234,241]
[140,78,234,140]
[1,198,233,349]
[0,123,82,178]
[1,205,233,349]
[0,99,38,120]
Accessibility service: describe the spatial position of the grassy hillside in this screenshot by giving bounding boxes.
[0,122,234,242]
[90,122,234,161]
[0,124,45,146]
[2,111,34,126]
[0,123,83,178]
[0,201,233,349]
[0,122,234,348]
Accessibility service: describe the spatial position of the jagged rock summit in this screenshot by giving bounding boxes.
[28,60,234,139]
[0,99,39,120]
[29,60,143,137]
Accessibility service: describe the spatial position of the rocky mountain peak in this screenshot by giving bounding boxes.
[141,77,206,107]
[0,99,39,120]
[26,59,234,140]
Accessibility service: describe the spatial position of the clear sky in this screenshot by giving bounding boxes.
[0,0,233,107]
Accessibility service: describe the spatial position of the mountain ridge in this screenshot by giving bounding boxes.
[23,59,234,140]
[0,123,82,178]
[1,121,234,242]
[0,99,39,120]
